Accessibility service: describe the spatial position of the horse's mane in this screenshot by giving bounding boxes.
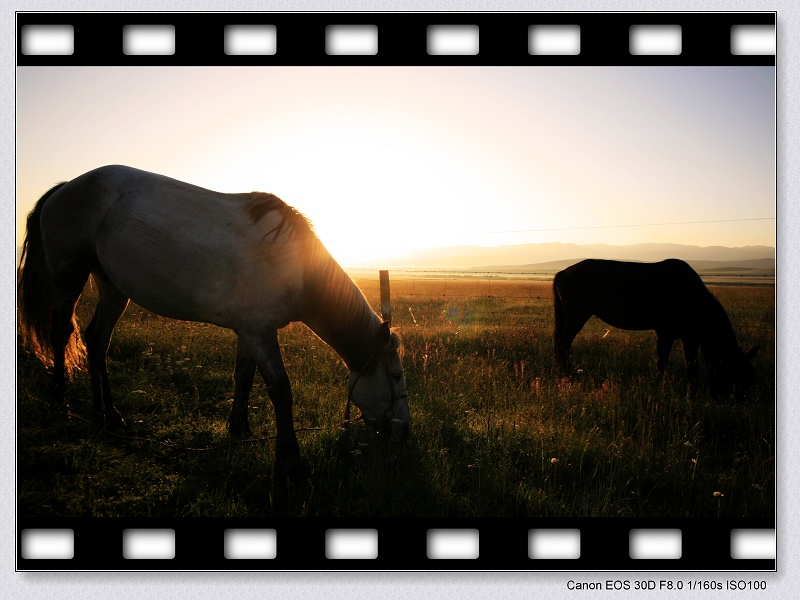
[244,192,315,241]
[302,246,382,371]
[241,192,381,368]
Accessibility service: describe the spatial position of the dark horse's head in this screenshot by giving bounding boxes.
[711,346,759,400]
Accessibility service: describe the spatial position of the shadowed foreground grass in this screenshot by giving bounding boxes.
[17,277,774,517]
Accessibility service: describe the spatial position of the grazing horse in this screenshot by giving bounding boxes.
[17,165,410,481]
[552,259,758,398]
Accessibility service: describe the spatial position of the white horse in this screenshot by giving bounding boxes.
[18,165,410,482]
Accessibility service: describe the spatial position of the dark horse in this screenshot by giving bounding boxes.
[553,259,758,398]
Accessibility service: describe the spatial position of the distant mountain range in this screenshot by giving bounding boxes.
[16,242,776,275]
[370,243,776,272]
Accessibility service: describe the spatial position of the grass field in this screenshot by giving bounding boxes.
[17,275,775,518]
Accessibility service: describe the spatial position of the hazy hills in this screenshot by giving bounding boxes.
[372,242,775,272]
[16,241,776,275]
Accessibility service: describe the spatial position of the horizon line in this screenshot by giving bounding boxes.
[467,217,775,235]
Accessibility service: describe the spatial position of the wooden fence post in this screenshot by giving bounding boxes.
[379,269,392,326]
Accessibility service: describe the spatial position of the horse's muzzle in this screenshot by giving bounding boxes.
[367,414,410,441]
[385,416,410,441]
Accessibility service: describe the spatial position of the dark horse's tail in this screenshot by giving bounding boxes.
[18,182,87,377]
[552,270,566,372]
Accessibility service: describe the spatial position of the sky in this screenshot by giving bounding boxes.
[15,66,775,267]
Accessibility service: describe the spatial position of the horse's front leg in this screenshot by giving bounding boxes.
[655,333,675,379]
[240,328,307,483]
[554,313,589,375]
[229,336,256,438]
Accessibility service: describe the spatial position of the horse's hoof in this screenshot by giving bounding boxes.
[48,401,73,421]
[92,413,128,433]
[100,411,128,432]
[228,422,253,439]
[274,462,310,487]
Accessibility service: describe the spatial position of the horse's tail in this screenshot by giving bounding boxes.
[552,271,566,371]
[17,182,86,377]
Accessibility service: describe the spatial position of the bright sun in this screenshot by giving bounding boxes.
[247,136,480,267]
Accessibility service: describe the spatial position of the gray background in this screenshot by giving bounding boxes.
[5,1,795,598]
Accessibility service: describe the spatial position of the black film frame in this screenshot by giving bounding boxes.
[15,10,776,572]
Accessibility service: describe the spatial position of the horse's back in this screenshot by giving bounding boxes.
[557,258,703,287]
[558,258,702,287]
[39,165,208,240]
[554,259,708,331]
[38,166,135,263]
[38,165,309,328]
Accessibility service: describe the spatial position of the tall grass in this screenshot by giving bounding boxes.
[17,277,774,517]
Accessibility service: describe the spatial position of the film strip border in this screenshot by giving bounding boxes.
[17,517,775,571]
[15,10,777,573]
[17,12,775,67]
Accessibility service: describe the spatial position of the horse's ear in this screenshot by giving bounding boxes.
[389,332,401,350]
[378,321,391,346]
[744,346,759,362]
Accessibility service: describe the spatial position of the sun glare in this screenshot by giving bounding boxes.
[223,132,483,267]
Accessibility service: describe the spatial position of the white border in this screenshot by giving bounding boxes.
[5,1,795,599]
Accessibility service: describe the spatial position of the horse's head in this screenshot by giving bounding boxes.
[732,345,759,400]
[714,345,759,400]
[346,322,410,439]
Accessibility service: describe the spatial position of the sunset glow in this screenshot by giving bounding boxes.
[16,66,775,267]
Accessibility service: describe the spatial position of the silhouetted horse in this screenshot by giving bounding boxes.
[18,165,410,482]
[552,259,758,398]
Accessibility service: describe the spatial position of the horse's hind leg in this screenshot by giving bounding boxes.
[655,334,675,379]
[229,336,256,438]
[49,273,91,417]
[85,272,130,430]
